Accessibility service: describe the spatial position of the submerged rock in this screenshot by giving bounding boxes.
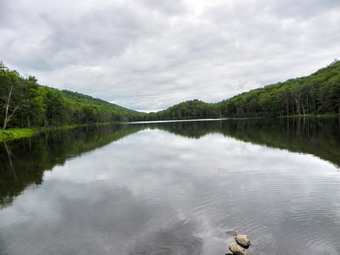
[229,242,246,255]
[225,230,238,236]
[235,234,251,248]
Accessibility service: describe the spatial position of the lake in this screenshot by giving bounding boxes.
[0,118,340,255]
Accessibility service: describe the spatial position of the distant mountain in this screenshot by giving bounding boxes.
[147,99,219,121]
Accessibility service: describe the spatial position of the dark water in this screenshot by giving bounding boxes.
[0,118,340,255]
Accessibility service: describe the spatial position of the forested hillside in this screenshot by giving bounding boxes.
[0,62,144,130]
[1,60,339,130]
[146,60,340,120]
[147,99,220,121]
[218,60,340,117]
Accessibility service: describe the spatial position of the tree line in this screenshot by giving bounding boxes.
[218,60,340,118]
[147,99,220,121]
[0,62,144,130]
[1,60,339,129]
[146,60,340,120]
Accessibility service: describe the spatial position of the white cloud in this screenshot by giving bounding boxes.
[0,0,339,111]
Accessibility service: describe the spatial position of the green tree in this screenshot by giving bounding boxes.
[0,69,23,130]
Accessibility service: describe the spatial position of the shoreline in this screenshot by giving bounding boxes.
[0,123,111,142]
[280,113,340,118]
[1,114,339,142]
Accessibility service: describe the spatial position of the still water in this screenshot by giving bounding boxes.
[0,118,340,255]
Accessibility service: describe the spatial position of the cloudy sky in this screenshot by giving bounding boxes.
[0,0,339,112]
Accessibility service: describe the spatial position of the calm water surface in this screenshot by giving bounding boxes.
[0,119,340,255]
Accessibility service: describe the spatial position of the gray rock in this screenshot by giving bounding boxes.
[226,230,238,236]
[225,251,233,255]
[229,242,246,255]
[235,234,251,248]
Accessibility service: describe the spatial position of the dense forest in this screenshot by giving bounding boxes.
[1,60,339,130]
[218,60,340,118]
[147,99,220,121]
[0,62,144,130]
[147,60,340,120]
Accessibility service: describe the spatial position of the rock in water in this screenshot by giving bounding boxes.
[235,234,251,248]
[229,242,246,255]
[225,251,233,255]
[225,230,238,236]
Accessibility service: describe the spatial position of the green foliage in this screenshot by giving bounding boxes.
[0,128,38,141]
[0,63,145,129]
[147,99,220,121]
[147,61,340,120]
[217,61,340,118]
[1,60,339,127]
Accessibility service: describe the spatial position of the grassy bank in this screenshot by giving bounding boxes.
[0,123,111,142]
[0,128,38,142]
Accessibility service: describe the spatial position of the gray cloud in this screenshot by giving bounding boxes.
[0,0,339,111]
[138,0,187,15]
[265,0,340,19]
[0,1,9,22]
